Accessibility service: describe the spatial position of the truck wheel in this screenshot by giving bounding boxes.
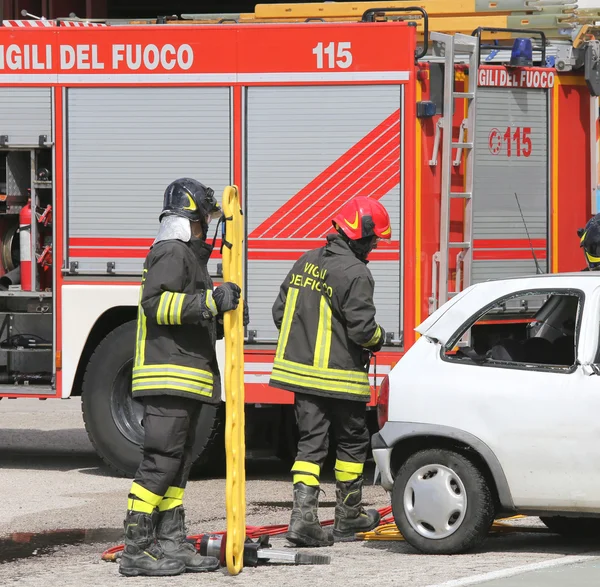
[540,516,600,538]
[392,448,495,554]
[81,320,223,478]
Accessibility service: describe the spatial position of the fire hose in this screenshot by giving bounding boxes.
[101,506,550,564]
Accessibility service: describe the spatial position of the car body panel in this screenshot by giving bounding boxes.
[379,274,600,513]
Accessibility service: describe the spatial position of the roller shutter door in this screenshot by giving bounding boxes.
[472,87,548,283]
[67,87,231,275]
[245,85,403,344]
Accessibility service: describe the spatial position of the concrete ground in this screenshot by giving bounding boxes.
[1,397,599,586]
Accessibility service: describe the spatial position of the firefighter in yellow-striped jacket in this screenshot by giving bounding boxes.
[119,178,246,578]
[270,196,391,547]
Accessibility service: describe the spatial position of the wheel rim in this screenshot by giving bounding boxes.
[403,463,467,540]
[110,359,144,445]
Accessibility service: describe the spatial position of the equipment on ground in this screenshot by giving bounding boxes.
[199,533,331,566]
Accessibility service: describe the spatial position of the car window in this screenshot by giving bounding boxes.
[443,289,582,371]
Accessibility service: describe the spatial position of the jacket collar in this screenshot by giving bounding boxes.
[325,234,367,264]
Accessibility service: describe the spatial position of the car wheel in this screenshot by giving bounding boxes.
[392,448,495,554]
[540,516,600,538]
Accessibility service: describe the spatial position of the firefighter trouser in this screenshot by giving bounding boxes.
[127,394,201,515]
[292,393,370,487]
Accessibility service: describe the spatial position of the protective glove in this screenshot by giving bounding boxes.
[213,282,241,313]
[243,299,250,327]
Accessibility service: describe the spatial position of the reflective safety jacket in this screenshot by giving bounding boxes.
[270,234,384,402]
[132,239,221,404]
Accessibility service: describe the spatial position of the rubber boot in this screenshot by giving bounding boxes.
[119,511,186,577]
[286,483,334,547]
[333,477,381,542]
[157,506,220,572]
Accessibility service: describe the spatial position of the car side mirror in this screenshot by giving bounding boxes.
[591,364,600,376]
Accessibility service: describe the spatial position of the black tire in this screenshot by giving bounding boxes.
[540,516,600,538]
[392,448,495,554]
[81,320,223,477]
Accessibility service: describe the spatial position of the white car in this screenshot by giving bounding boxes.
[372,273,600,554]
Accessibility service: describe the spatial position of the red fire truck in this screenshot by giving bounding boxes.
[0,2,597,476]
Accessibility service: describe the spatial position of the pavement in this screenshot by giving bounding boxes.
[1,397,599,586]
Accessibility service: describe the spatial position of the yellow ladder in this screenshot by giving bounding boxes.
[221,185,246,575]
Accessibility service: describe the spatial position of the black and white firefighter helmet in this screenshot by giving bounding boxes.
[578,213,600,270]
[160,178,222,226]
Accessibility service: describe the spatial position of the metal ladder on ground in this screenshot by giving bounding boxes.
[429,32,479,315]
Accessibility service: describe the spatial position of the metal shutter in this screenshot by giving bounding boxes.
[245,85,402,343]
[67,87,231,275]
[472,87,549,283]
[0,88,52,146]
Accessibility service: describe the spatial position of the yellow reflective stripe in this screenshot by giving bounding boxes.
[273,357,368,384]
[276,287,299,360]
[336,470,360,482]
[134,271,147,368]
[157,292,174,325]
[132,378,213,396]
[293,474,319,487]
[364,325,382,348]
[128,498,155,514]
[271,368,370,396]
[170,293,185,325]
[164,486,185,500]
[291,461,320,477]
[133,364,213,384]
[335,459,364,474]
[158,498,183,512]
[130,482,163,507]
[314,296,332,369]
[206,290,218,316]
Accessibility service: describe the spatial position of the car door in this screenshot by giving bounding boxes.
[412,286,600,512]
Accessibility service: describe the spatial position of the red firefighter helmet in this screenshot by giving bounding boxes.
[331,196,392,241]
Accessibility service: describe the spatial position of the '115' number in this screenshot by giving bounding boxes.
[312,42,353,69]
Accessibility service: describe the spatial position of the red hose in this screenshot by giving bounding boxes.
[101,506,394,561]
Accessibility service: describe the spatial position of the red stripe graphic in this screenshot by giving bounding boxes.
[473,239,546,249]
[251,110,401,240]
[68,237,399,261]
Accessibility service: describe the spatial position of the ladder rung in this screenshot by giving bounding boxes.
[450,192,472,199]
[448,242,471,249]
[453,142,473,149]
[453,92,475,99]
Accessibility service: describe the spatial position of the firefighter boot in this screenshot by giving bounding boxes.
[333,478,381,542]
[157,506,220,572]
[119,511,186,577]
[286,483,334,547]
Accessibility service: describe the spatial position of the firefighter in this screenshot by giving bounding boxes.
[270,195,391,547]
[578,213,600,271]
[119,178,247,577]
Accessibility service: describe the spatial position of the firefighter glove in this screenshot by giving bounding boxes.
[213,282,241,313]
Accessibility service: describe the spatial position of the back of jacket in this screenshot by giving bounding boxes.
[269,234,383,402]
[132,239,220,404]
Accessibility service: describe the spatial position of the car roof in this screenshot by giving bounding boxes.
[415,272,600,344]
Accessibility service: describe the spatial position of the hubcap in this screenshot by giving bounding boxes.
[110,359,144,445]
[403,464,467,540]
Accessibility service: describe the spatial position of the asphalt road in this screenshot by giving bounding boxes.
[1,397,599,586]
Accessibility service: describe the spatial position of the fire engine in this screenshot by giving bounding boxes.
[0,1,598,477]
